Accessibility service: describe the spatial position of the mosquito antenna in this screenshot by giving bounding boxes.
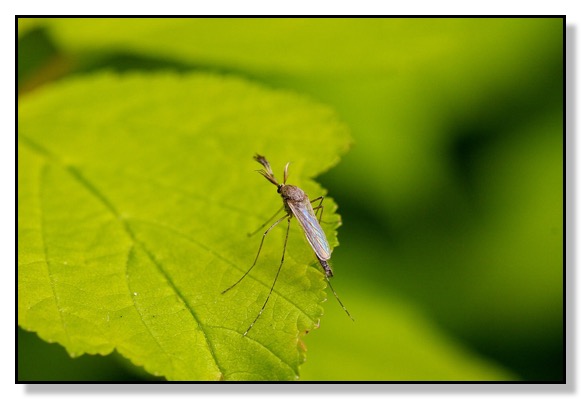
[325,276,354,321]
[254,154,273,175]
[283,162,290,184]
[256,169,279,186]
[254,154,279,186]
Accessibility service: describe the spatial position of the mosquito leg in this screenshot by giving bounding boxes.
[243,216,292,336]
[325,275,354,321]
[222,213,289,294]
[310,196,324,223]
[248,206,284,237]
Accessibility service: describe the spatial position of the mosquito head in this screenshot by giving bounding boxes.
[254,154,280,187]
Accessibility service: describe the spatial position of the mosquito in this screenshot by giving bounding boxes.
[222,154,353,336]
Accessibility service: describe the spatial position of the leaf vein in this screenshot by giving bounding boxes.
[38,162,72,347]
[131,239,224,378]
[68,167,225,378]
[206,325,298,376]
[130,217,319,325]
[20,136,225,378]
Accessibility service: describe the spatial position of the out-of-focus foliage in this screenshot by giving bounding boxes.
[18,17,563,381]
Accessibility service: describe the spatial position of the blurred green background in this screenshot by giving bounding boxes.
[18,17,563,381]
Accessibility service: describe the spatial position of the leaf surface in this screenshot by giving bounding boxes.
[18,72,351,380]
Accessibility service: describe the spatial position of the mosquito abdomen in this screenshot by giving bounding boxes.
[319,258,334,277]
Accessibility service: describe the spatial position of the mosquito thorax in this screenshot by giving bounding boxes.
[278,184,306,202]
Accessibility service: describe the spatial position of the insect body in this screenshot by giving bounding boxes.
[222,154,352,336]
[279,183,334,278]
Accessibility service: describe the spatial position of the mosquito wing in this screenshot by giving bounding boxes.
[287,199,331,261]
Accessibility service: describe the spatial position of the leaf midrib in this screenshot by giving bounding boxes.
[20,134,225,379]
[20,134,317,379]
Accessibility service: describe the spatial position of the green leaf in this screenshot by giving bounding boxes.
[18,72,351,381]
